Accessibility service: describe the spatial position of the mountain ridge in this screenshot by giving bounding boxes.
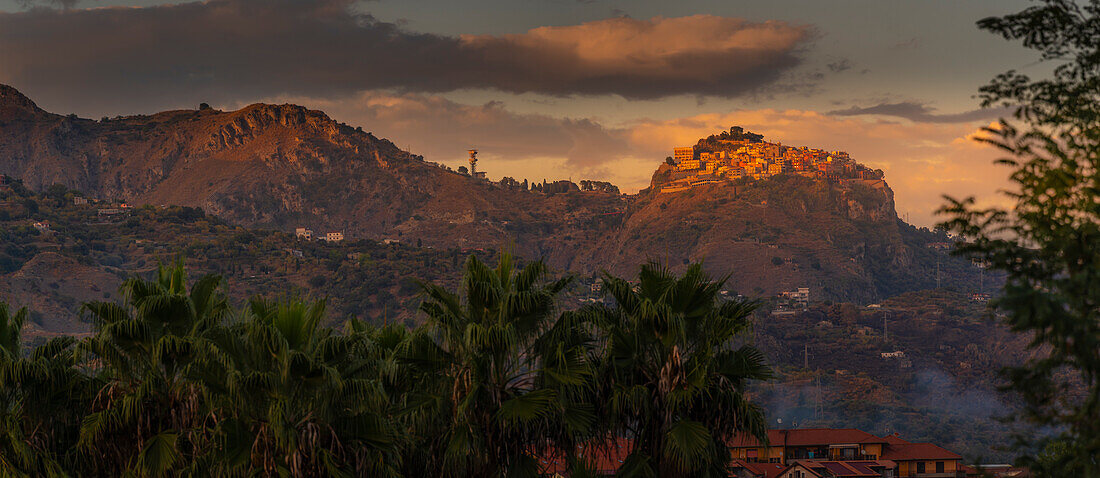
[0,85,983,301]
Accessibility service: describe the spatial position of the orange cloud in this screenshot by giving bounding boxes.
[0,3,814,116]
[458,15,812,98]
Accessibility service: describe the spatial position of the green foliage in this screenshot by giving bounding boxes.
[583,263,771,477]
[76,261,230,476]
[0,302,87,477]
[203,298,403,476]
[399,251,586,477]
[0,254,773,476]
[939,1,1100,474]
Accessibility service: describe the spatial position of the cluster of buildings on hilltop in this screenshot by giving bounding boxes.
[661,139,885,194]
[295,227,344,242]
[543,427,1024,477]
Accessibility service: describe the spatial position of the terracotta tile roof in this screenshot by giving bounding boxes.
[730,459,787,478]
[784,460,898,478]
[881,433,910,445]
[537,438,631,475]
[880,442,961,461]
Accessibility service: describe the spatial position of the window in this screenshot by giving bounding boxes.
[936,462,945,473]
[917,462,926,473]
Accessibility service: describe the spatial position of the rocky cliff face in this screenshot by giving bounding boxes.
[0,85,961,301]
[569,175,923,301]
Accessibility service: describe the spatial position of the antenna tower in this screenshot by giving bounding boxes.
[467,149,479,176]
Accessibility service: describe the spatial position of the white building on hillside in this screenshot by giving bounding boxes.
[780,287,810,309]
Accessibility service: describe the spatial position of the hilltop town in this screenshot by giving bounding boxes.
[659,126,885,193]
[0,85,984,302]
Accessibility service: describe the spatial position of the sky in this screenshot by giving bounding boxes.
[0,0,1043,226]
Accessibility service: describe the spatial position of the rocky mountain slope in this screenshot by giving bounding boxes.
[0,85,983,301]
[0,181,478,336]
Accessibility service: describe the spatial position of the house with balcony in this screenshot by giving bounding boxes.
[729,429,967,477]
[880,442,962,477]
[543,428,972,477]
[730,429,889,464]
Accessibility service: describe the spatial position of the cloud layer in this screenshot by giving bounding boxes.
[0,0,813,114]
[828,101,1006,123]
[459,15,812,99]
[278,91,633,168]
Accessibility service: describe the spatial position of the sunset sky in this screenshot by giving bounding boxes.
[0,0,1041,226]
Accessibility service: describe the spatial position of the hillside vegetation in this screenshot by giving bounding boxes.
[0,85,985,302]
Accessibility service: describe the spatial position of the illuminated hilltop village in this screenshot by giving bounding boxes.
[660,126,885,193]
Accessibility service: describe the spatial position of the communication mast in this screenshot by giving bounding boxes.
[467,149,479,176]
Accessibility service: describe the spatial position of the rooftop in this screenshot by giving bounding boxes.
[729,428,888,448]
[880,442,962,461]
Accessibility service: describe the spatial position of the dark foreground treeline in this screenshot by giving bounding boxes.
[0,253,770,477]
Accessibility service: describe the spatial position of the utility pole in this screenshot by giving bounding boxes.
[815,376,823,419]
[804,343,809,369]
[883,311,888,342]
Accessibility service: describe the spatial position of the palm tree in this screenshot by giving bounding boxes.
[586,262,771,477]
[76,262,229,476]
[400,252,591,477]
[0,302,88,477]
[201,297,402,477]
[0,302,26,358]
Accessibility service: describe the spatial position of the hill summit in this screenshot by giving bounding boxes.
[0,85,980,301]
[0,84,46,120]
[652,126,884,194]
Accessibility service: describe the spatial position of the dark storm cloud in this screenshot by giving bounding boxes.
[828,101,1007,124]
[0,0,814,115]
[14,0,82,8]
[826,59,852,73]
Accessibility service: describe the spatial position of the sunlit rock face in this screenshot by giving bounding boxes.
[0,85,957,302]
